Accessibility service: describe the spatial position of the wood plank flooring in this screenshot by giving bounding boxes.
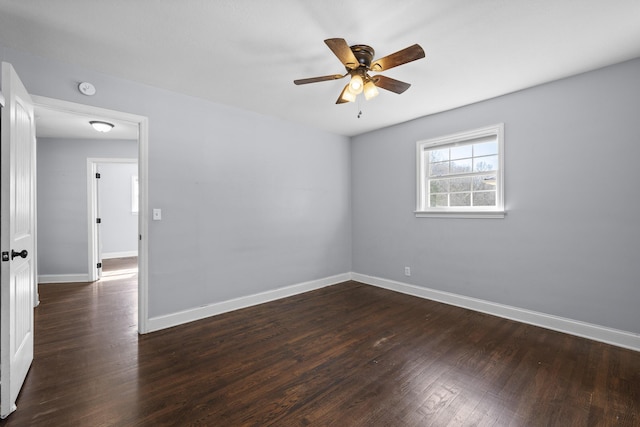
[1,257,639,426]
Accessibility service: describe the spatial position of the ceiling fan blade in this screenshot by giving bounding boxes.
[370,44,425,72]
[294,74,345,85]
[372,75,411,94]
[324,38,359,70]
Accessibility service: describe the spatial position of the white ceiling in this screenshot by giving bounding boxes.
[34,106,139,140]
[1,0,640,137]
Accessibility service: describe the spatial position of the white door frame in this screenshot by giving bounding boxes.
[31,95,150,334]
[87,158,138,282]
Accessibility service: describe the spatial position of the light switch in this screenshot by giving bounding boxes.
[153,208,162,221]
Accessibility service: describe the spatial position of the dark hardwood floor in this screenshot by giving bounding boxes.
[2,257,639,426]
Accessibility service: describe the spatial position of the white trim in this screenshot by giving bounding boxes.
[137,118,149,333]
[146,273,351,333]
[415,210,505,219]
[87,161,98,282]
[351,272,640,352]
[31,95,150,334]
[416,123,505,216]
[141,270,640,352]
[131,175,139,214]
[87,157,138,282]
[38,274,90,284]
[102,251,138,260]
[0,90,4,107]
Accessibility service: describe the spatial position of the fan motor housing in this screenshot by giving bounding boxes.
[350,45,375,68]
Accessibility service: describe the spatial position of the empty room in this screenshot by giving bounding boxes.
[0,1,639,425]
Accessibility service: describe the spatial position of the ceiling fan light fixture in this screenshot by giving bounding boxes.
[348,74,364,95]
[363,79,379,100]
[89,120,115,133]
[338,84,356,103]
[294,38,426,105]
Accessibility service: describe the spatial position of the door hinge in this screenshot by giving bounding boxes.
[1,251,9,262]
[97,262,102,268]
[95,172,101,179]
[96,218,101,224]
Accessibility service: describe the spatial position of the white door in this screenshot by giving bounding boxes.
[96,165,103,279]
[0,62,36,419]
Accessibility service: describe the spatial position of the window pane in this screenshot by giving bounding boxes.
[473,175,497,191]
[473,155,498,172]
[430,193,448,207]
[429,148,449,163]
[450,145,472,160]
[450,192,470,206]
[473,191,496,206]
[451,158,472,173]
[418,124,503,214]
[430,161,449,177]
[450,177,471,192]
[430,179,448,193]
[473,141,498,157]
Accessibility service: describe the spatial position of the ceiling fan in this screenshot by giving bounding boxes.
[294,38,425,104]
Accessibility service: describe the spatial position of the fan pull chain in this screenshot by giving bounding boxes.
[357,97,363,119]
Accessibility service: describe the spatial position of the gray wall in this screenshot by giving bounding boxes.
[7,42,639,336]
[98,162,138,257]
[37,138,137,275]
[352,58,640,334]
[2,45,352,318]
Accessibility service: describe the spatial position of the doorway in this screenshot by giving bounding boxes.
[32,95,149,333]
[88,158,138,281]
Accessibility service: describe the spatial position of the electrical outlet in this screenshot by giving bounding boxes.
[404,266,411,276]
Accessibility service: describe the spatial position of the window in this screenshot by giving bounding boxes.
[416,124,504,218]
[131,175,139,214]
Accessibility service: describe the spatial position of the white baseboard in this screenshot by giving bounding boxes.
[146,273,351,333]
[102,251,138,260]
[39,274,91,284]
[352,272,640,352]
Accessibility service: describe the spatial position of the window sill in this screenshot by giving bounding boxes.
[415,210,505,219]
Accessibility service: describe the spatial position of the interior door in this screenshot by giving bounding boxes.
[96,165,102,279]
[0,62,36,419]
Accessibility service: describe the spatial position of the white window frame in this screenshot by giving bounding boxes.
[416,123,505,219]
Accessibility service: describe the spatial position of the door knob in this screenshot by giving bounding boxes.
[11,249,28,260]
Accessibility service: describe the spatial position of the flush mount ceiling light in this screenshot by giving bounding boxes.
[294,38,425,104]
[89,120,114,133]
